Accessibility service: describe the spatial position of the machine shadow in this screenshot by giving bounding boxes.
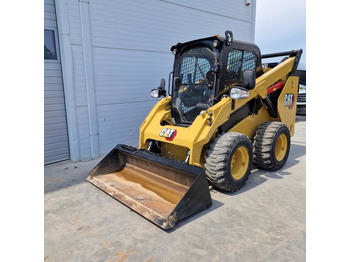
[286,143,306,169]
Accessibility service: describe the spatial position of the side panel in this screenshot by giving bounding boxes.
[277,76,299,136]
[229,107,273,140]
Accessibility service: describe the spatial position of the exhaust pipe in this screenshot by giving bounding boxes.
[87,144,212,229]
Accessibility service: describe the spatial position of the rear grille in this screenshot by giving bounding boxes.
[297,93,306,103]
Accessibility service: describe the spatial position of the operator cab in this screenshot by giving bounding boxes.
[152,31,263,126]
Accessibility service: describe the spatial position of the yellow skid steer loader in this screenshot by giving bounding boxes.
[88,31,303,229]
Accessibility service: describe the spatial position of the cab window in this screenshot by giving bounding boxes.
[224,49,257,90]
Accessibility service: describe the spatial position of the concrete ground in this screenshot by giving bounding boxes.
[44,116,306,262]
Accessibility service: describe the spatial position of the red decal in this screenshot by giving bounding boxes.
[165,130,177,141]
[159,128,177,141]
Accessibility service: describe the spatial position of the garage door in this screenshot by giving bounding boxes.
[44,0,69,164]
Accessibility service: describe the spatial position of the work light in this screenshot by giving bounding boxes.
[230,87,250,100]
[150,89,161,98]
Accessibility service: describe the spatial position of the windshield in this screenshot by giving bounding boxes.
[172,47,217,123]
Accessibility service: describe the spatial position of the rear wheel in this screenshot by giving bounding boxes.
[253,122,291,170]
[205,132,253,192]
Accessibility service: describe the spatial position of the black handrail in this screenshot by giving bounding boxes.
[262,49,302,59]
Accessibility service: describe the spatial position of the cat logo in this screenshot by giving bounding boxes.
[284,94,295,109]
[159,128,177,141]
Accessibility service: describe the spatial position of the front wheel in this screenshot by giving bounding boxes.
[205,132,253,192]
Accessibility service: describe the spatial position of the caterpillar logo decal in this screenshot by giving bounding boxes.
[284,94,295,109]
[159,128,177,141]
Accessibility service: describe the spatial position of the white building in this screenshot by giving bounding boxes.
[44,0,257,164]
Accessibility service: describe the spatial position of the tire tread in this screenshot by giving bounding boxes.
[253,121,289,170]
[205,132,252,192]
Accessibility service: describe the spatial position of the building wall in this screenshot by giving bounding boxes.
[55,0,256,162]
[44,0,70,164]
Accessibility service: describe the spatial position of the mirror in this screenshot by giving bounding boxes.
[159,78,166,91]
[159,79,166,96]
[242,69,256,90]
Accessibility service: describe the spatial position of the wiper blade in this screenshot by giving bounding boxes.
[192,56,211,88]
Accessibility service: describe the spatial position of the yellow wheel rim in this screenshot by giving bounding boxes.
[275,134,288,161]
[230,146,249,180]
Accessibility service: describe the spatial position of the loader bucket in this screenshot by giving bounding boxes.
[87,144,212,229]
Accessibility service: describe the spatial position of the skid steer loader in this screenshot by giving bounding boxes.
[88,31,302,229]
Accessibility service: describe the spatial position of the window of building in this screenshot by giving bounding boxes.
[44,29,57,60]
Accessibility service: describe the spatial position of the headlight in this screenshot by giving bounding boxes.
[230,87,250,100]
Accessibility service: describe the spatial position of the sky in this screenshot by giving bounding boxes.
[254,0,306,65]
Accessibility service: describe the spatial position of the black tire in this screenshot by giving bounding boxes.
[205,132,253,192]
[253,122,291,171]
